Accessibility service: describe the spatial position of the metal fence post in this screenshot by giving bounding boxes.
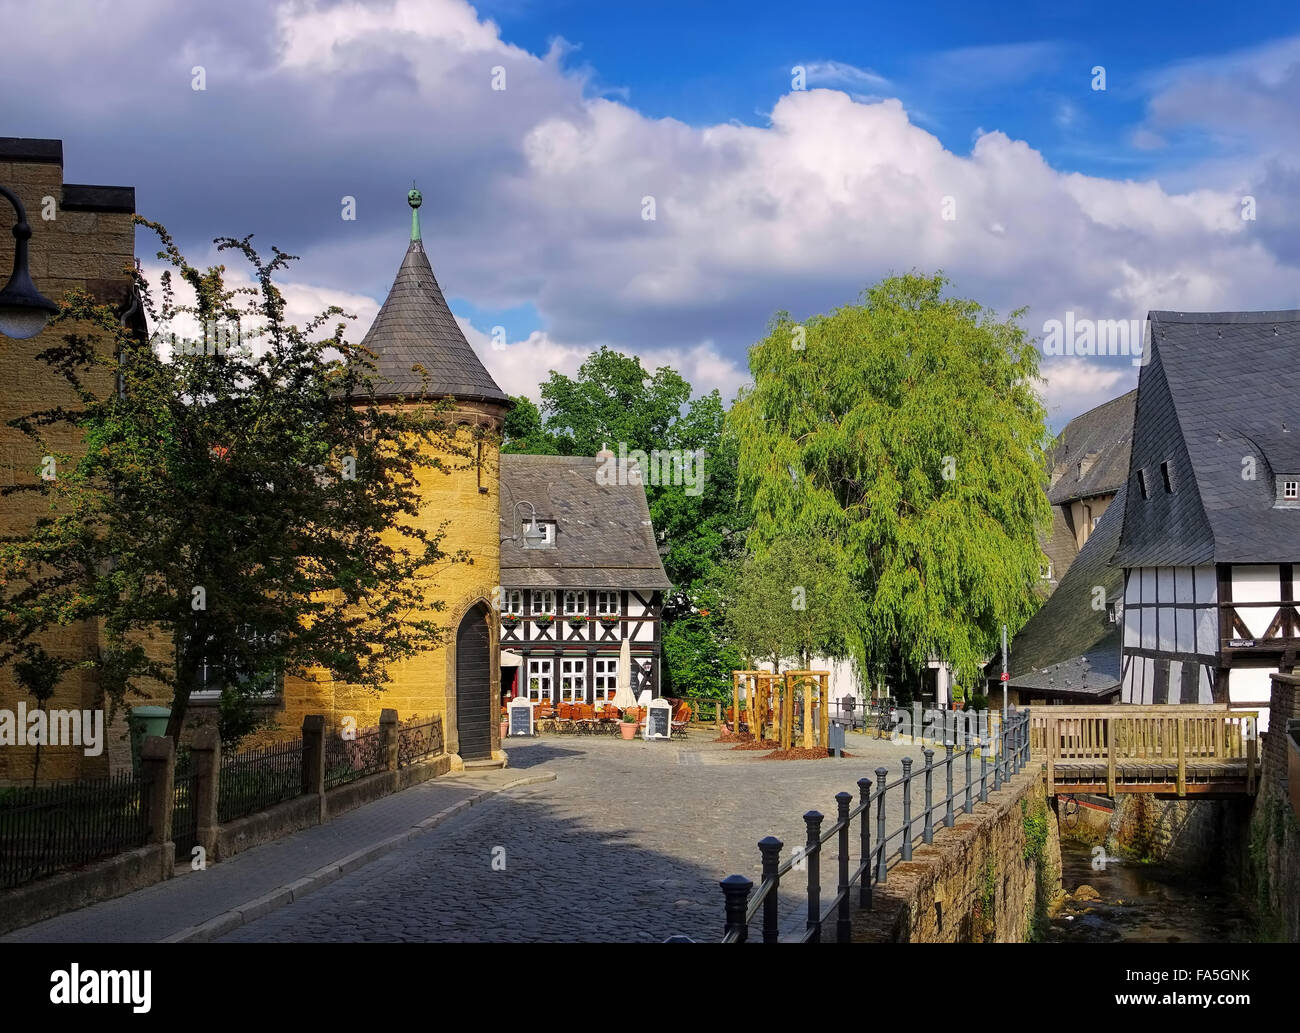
[902,756,915,858]
[920,750,932,846]
[804,811,823,942]
[993,716,1003,793]
[944,743,955,828]
[964,728,974,815]
[835,792,852,942]
[977,727,987,800]
[758,836,783,944]
[874,766,888,883]
[857,776,872,910]
[720,874,753,942]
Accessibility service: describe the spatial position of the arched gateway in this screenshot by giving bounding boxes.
[455,603,493,761]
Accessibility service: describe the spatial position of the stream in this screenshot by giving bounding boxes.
[1046,842,1254,943]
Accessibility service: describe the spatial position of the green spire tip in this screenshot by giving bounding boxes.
[407,185,423,242]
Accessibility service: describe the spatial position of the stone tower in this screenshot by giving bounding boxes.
[279,190,509,764]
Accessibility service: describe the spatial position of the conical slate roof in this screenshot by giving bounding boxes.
[359,238,508,405]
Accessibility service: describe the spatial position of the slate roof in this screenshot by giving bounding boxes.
[499,454,672,591]
[1112,310,1300,567]
[358,241,509,405]
[1009,484,1126,697]
[1047,389,1136,505]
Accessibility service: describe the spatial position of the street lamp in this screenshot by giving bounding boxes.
[502,500,547,549]
[0,184,59,339]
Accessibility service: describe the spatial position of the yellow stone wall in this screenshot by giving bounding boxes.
[0,150,141,784]
[271,401,504,756]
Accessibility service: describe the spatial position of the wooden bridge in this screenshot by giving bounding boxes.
[1029,705,1258,797]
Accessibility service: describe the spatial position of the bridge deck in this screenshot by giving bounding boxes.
[1044,757,1250,795]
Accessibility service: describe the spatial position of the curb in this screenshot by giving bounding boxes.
[160,771,556,943]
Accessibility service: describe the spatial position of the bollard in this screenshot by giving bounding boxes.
[874,766,889,883]
[720,874,753,942]
[758,836,783,944]
[804,811,823,942]
[921,749,933,846]
[835,792,852,942]
[902,756,915,859]
[964,729,974,815]
[944,743,956,828]
[857,776,873,910]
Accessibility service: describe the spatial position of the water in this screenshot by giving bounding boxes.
[1047,842,1254,943]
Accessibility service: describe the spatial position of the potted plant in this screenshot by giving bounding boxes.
[500,707,509,740]
[535,613,554,626]
[567,614,587,629]
[619,709,640,740]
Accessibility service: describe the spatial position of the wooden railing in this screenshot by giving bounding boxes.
[1030,705,1258,796]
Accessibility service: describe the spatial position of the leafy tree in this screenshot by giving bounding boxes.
[0,220,474,746]
[501,395,558,455]
[723,534,854,671]
[729,272,1050,693]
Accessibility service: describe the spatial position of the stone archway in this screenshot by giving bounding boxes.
[454,602,493,761]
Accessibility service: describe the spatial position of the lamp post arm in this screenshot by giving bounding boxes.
[0,184,34,277]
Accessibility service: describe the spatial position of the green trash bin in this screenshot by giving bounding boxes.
[128,706,171,776]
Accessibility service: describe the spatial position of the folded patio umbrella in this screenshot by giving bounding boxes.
[611,636,637,710]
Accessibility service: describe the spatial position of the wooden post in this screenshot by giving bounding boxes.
[731,672,740,733]
[818,674,829,749]
[802,676,813,750]
[1107,716,1117,797]
[1045,714,1055,795]
[781,673,793,752]
[1247,720,1257,795]
[1175,716,1186,797]
[714,700,721,727]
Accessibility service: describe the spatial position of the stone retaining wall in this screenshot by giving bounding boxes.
[851,762,1061,942]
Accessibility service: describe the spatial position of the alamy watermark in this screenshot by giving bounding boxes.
[0,705,104,757]
[1041,312,1149,367]
[150,319,250,358]
[596,442,705,497]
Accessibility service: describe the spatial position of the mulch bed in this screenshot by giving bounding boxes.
[760,747,832,760]
[732,738,780,751]
[713,730,753,744]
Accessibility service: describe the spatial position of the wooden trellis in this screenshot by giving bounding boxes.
[731,670,780,738]
[731,670,832,751]
[781,671,831,752]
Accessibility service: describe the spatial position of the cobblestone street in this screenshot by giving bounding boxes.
[221,730,934,943]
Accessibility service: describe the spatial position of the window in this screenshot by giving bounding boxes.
[560,658,586,702]
[527,659,552,702]
[191,626,281,701]
[593,658,619,701]
[596,591,620,616]
[1137,469,1148,499]
[562,590,587,616]
[1285,481,1299,500]
[530,590,555,616]
[502,590,523,616]
[532,521,556,546]
[1040,562,1053,580]
[1160,461,1174,494]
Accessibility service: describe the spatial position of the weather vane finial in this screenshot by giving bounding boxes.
[407,183,423,242]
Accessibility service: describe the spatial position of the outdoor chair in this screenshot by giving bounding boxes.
[671,702,691,738]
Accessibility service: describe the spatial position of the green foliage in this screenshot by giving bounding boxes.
[729,273,1051,689]
[662,612,743,700]
[1022,796,1050,864]
[723,533,854,670]
[968,692,989,712]
[0,220,474,743]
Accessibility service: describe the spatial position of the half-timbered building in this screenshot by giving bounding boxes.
[498,454,671,707]
[1112,309,1300,731]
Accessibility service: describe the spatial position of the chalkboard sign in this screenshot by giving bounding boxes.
[645,699,672,740]
[508,699,534,737]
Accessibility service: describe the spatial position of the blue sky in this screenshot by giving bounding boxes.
[4,0,1300,428]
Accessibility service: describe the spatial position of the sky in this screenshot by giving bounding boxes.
[5,0,1300,429]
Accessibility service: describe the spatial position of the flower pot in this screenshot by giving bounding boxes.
[499,720,509,740]
[619,721,638,740]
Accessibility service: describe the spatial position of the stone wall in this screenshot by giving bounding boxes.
[1106,794,1252,880]
[1245,673,1300,941]
[0,139,145,784]
[852,763,1062,942]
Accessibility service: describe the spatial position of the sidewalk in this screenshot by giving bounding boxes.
[0,767,554,944]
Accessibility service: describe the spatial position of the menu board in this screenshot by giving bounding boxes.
[508,701,533,737]
[647,705,670,739]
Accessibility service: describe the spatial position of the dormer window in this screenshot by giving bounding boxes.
[1278,478,1300,508]
[1040,562,1053,580]
[1137,469,1149,499]
[1160,461,1174,494]
[528,520,556,546]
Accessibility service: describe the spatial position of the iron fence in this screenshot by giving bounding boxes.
[397,717,443,768]
[0,772,150,890]
[324,727,385,789]
[720,708,1033,943]
[172,748,199,862]
[218,738,304,823]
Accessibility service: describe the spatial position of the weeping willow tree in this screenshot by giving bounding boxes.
[728,272,1051,695]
